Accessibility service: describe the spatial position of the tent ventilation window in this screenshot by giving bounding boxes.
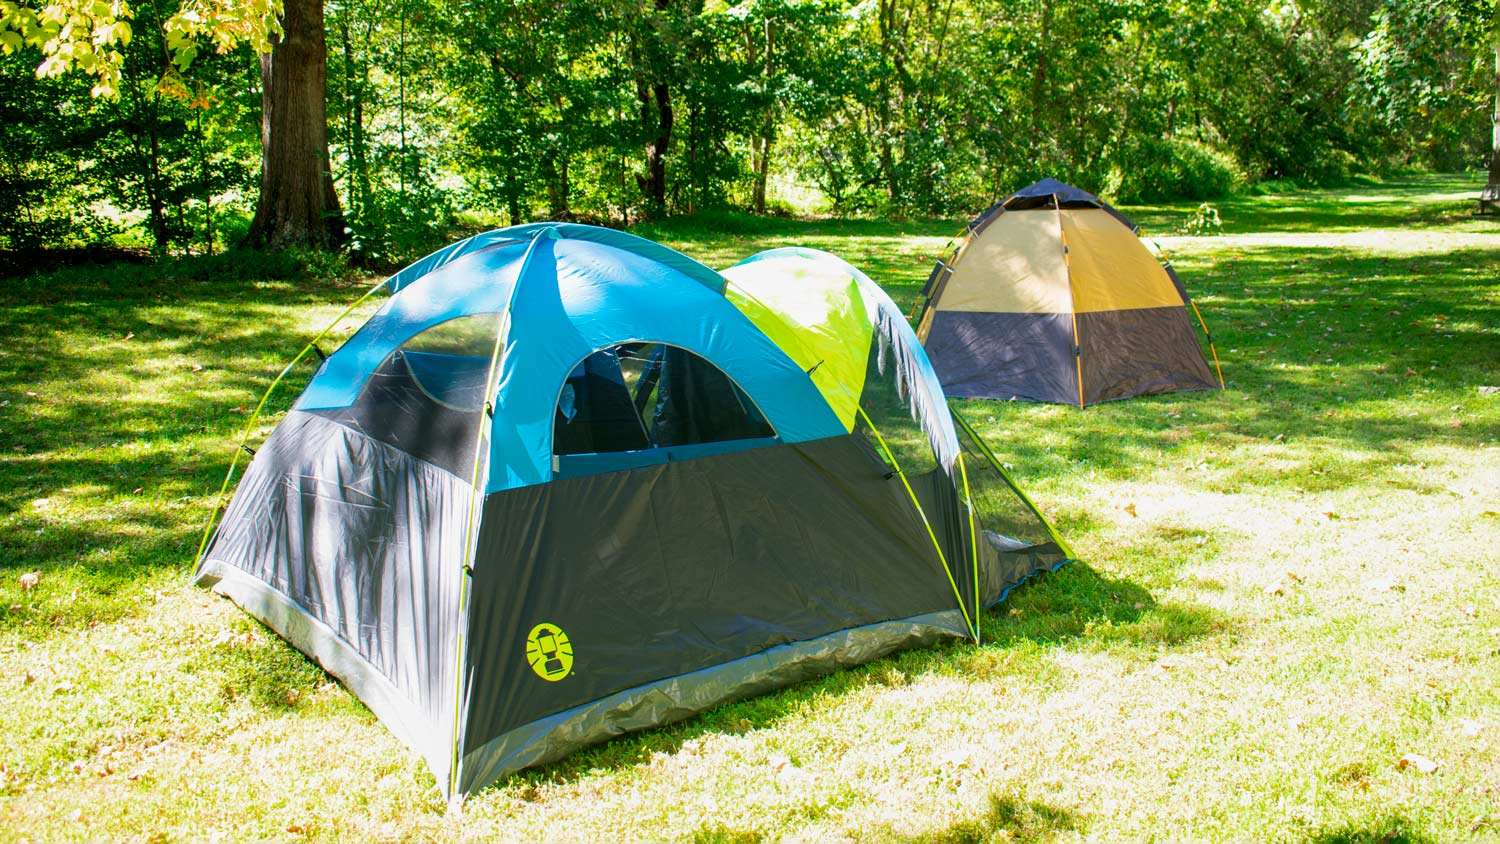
[306,313,501,476]
[553,343,776,462]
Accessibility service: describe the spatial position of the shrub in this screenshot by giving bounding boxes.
[1108,138,1242,203]
[1176,203,1224,236]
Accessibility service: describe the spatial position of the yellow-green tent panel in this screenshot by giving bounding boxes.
[723,257,875,430]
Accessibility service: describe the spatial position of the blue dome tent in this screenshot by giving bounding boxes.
[194,224,1071,799]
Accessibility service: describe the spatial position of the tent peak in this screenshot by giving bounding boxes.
[1006,178,1103,207]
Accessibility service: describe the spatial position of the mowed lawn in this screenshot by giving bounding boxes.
[1,174,1497,843]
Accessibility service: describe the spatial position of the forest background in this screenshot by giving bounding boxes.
[1,0,1497,269]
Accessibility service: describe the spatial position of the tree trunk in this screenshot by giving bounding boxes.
[1489,40,1499,187]
[751,16,774,215]
[751,129,773,214]
[636,78,673,216]
[1030,0,1050,148]
[339,15,371,219]
[246,0,344,251]
[545,152,571,219]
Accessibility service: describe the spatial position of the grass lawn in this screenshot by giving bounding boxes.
[1,173,1497,843]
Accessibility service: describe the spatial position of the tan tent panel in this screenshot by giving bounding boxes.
[1061,209,1185,313]
[935,211,1071,315]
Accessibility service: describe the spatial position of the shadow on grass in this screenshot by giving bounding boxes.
[498,562,1231,794]
[908,792,1081,844]
[1306,816,1437,844]
[0,270,370,637]
[688,790,1084,844]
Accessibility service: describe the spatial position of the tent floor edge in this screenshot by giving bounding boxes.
[195,560,457,796]
[455,609,968,796]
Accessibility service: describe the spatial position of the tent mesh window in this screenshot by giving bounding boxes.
[954,418,1065,605]
[310,313,501,476]
[850,329,972,613]
[853,335,942,477]
[553,342,775,456]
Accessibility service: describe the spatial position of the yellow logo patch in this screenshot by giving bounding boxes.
[525,622,573,682]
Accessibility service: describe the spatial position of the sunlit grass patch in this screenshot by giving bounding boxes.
[1,173,1497,841]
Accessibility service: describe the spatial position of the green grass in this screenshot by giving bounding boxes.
[2,173,1497,842]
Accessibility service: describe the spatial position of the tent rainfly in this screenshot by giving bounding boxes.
[194,224,1072,800]
[915,178,1224,407]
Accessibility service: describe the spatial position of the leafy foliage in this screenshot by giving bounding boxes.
[1,0,1497,256]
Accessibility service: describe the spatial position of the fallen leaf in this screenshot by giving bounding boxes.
[1322,511,1339,521]
[229,405,249,414]
[53,681,74,694]
[1397,753,1438,773]
[1124,502,1138,518]
[191,363,203,372]
[17,571,40,591]
[132,487,143,495]
[122,332,134,341]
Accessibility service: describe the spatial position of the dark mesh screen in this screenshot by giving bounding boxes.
[308,312,502,477]
[849,334,969,614]
[952,412,1068,606]
[553,343,774,456]
[309,352,487,476]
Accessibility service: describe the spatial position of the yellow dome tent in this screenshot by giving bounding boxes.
[915,178,1224,407]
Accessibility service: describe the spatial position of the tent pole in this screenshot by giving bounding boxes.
[727,275,980,639]
[1052,194,1084,409]
[910,224,974,325]
[957,451,981,642]
[1135,225,1224,389]
[857,405,978,641]
[446,226,553,799]
[192,277,389,570]
[1188,300,1226,389]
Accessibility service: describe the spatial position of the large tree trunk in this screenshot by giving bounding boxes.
[246,0,344,251]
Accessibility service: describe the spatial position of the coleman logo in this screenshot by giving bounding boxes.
[525,622,573,681]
